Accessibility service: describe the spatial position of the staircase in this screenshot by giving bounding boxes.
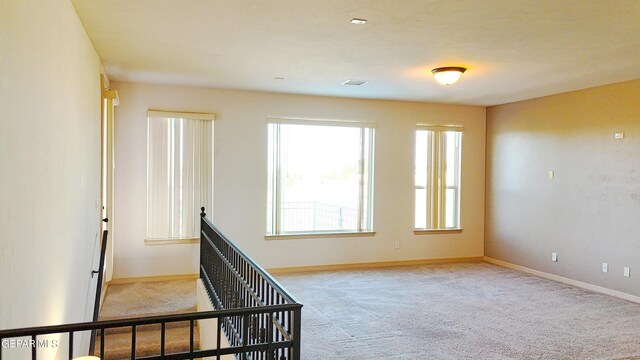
[96,279,200,359]
[0,214,301,360]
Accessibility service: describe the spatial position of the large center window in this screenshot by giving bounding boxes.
[267,119,375,236]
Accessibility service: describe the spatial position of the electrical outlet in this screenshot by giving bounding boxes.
[551,252,558,262]
[624,267,630,277]
[602,263,608,273]
[394,241,400,249]
[614,132,624,140]
[548,170,555,179]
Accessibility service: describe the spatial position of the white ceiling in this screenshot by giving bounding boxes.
[71,0,640,106]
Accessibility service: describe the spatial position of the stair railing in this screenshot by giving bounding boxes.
[0,210,303,360]
[88,219,109,355]
[199,207,303,360]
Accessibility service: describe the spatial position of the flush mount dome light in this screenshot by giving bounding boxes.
[431,67,467,85]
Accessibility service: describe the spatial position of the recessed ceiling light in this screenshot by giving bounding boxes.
[350,18,367,25]
[343,79,368,86]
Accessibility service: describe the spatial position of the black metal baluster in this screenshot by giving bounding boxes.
[259,312,266,360]
[242,314,249,360]
[161,322,166,358]
[216,317,222,360]
[100,328,104,359]
[131,325,136,359]
[267,311,273,360]
[253,269,258,306]
[31,335,36,360]
[189,319,194,360]
[293,307,302,360]
[68,332,73,360]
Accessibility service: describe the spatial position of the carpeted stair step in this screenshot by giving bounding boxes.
[95,325,199,360]
[99,280,196,320]
[97,319,193,336]
[98,306,197,335]
[96,280,200,359]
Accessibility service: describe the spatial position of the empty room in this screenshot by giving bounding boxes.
[1,1,640,359]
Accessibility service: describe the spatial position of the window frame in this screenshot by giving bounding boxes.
[414,124,463,233]
[265,117,376,238]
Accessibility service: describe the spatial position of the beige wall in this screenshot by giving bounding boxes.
[0,0,104,358]
[486,79,640,296]
[112,81,486,278]
[196,279,234,360]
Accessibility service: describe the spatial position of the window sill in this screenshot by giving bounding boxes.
[265,231,376,240]
[413,228,463,235]
[145,238,199,245]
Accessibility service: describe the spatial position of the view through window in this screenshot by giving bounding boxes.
[267,120,375,235]
[415,126,462,230]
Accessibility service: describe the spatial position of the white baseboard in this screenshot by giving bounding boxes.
[483,256,640,304]
[109,273,198,285]
[268,256,484,274]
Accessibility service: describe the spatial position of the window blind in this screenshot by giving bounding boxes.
[147,112,213,240]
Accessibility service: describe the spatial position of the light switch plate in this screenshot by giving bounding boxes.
[551,252,558,262]
[624,267,630,277]
[614,132,624,140]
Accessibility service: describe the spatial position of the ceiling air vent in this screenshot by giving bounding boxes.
[342,80,368,86]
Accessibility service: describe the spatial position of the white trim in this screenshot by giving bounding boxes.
[265,231,376,240]
[413,228,463,234]
[483,256,640,304]
[266,122,375,236]
[145,238,199,245]
[267,256,484,274]
[416,124,464,132]
[267,116,377,128]
[148,110,216,121]
[109,273,198,284]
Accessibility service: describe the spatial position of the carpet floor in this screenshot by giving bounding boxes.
[100,279,197,320]
[97,279,198,359]
[275,262,640,360]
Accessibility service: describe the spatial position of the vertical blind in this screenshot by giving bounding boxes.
[415,124,463,230]
[147,111,214,240]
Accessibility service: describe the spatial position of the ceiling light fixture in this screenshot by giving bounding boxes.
[350,18,367,24]
[431,67,467,85]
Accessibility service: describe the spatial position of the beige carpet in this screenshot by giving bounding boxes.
[100,279,197,320]
[97,279,198,359]
[276,262,640,360]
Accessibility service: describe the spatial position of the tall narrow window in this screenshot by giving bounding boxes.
[147,111,214,241]
[415,125,462,230]
[267,118,375,236]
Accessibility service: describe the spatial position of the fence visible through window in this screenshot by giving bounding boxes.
[280,202,358,233]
